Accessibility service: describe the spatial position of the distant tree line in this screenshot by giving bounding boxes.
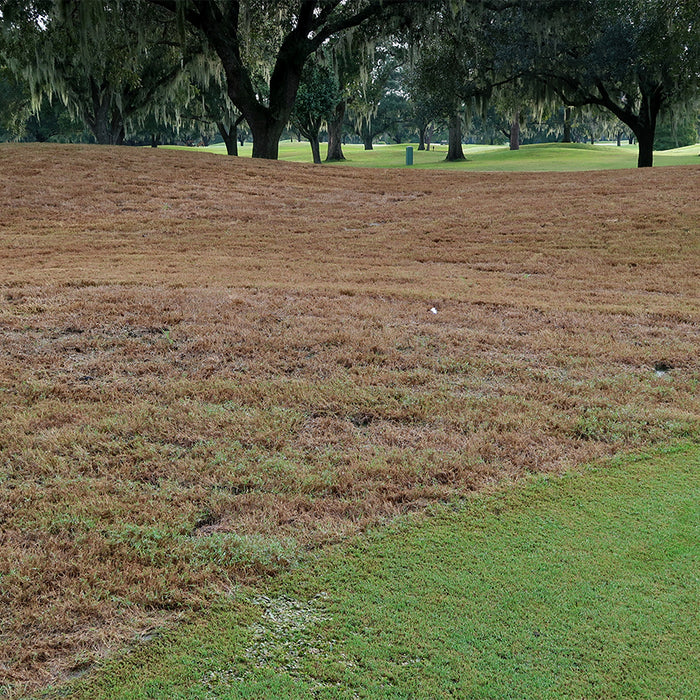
[0,0,698,166]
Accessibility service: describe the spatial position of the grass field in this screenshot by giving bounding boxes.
[0,143,698,695]
[192,140,700,170]
[54,444,700,699]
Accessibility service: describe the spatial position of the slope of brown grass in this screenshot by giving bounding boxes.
[0,143,698,694]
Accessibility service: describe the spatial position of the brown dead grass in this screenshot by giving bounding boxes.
[0,143,698,694]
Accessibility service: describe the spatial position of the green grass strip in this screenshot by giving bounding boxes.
[55,444,699,699]
[189,141,700,171]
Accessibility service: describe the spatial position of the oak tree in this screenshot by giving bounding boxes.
[527,0,700,167]
[290,59,340,163]
[144,0,442,159]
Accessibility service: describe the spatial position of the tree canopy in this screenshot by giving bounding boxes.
[524,0,700,166]
[1,0,698,164]
[290,59,340,163]
[143,0,444,158]
[0,0,198,144]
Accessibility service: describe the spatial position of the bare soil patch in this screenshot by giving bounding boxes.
[0,143,698,693]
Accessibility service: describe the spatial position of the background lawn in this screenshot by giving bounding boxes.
[58,444,700,700]
[191,140,700,170]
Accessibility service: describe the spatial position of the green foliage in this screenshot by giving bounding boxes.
[520,0,700,165]
[22,99,88,142]
[139,0,444,158]
[0,65,89,141]
[4,0,696,161]
[346,42,408,147]
[0,65,30,138]
[408,33,467,121]
[654,114,699,151]
[290,61,340,141]
[0,0,199,144]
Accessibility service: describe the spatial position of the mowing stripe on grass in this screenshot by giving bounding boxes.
[52,444,699,699]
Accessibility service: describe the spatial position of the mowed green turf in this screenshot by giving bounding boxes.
[56,444,700,700]
[191,140,700,170]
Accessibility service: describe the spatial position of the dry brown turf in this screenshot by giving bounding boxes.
[0,143,698,693]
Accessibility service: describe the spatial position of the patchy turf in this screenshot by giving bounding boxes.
[0,143,698,694]
[56,444,700,700]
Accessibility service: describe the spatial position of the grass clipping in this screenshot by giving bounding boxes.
[0,143,698,693]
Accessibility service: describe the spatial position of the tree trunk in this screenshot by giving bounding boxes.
[361,124,374,150]
[589,81,660,167]
[150,133,160,148]
[326,100,346,161]
[425,123,433,152]
[418,124,427,151]
[634,93,659,168]
[325,131,343,158]
[245,111,286,159]
[92,117,124,145]
[90,110,119,145]
[87,83,126,145]
[309,135,322,164]
[89,90,111,144]
[562,107,572,143]
[446,113,465,161]
[509,110,520,150]
[217,121,238,156]
[218,28,304,159]
[636,129,655,168]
